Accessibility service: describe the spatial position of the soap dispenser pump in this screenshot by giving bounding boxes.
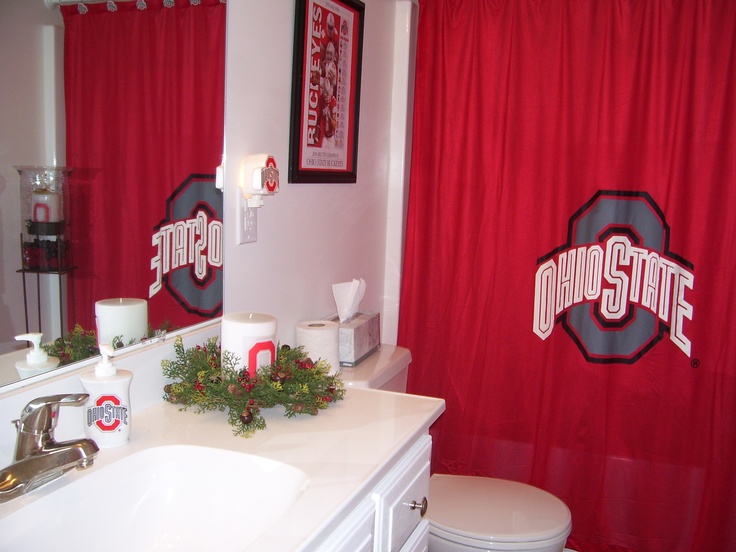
[14,332,60,378]
[79,344,133,448]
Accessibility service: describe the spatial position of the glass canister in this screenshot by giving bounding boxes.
[16,165,72,271]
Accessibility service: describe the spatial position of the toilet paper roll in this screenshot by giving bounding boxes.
[221,312,277,377]
[296,320,340,375]
[95,298,148,347]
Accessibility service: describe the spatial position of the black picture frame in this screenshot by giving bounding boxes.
[288,0,365,183]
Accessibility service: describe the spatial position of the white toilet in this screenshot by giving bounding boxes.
[341,345,573,552]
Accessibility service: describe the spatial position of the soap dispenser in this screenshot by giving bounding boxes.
[79,344,133,448]
[14,332,60,378]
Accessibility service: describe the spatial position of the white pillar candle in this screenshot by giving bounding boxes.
[32,190,63,222]
[95,298,148,347]
[220,312,277,377]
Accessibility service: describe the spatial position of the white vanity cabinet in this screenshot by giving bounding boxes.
[315,497,376,552]
[317,434,432,552]
[373,435,431,552]
[400,519,430,552]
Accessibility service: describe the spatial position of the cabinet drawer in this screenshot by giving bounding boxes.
[372,435,431,552]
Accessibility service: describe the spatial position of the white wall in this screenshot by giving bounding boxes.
[223,0,416,346]
[0,1,65,355]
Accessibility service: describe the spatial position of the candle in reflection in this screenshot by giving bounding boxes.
[31,189,63,222]
[95,298,148,347]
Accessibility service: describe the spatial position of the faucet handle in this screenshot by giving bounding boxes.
[16,394,89,435]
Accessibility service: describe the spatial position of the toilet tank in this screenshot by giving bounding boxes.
[339,345,411,392]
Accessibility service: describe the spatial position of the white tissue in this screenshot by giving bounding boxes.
[332,278,366,323]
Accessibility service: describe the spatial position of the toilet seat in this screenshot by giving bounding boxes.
[426,475,572,550]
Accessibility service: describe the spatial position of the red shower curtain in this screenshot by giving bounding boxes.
[398,1,736,550]
[63,0,225,334]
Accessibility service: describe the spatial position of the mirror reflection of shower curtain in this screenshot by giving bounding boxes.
[398,1,736,551]
[62,0,226,334]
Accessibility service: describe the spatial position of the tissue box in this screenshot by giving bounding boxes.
[330,312,381,366]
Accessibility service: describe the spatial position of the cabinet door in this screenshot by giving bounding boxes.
[400,519,429,552]
[372,435,431,552]
[315,497,375,552]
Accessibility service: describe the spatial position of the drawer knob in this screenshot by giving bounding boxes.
[408,497,428,517]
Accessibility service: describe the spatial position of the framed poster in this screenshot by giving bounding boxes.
[288,0,365,183]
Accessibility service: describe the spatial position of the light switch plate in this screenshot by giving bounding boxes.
[243,205,257,243]
[237,193,257,244]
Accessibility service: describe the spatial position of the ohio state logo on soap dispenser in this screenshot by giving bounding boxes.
[86,394,129,432]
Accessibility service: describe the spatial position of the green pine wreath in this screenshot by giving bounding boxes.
[162,336,346,437]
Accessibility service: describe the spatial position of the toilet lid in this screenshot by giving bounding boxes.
[426,475,572,544]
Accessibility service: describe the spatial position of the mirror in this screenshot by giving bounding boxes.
[0,1,225,388]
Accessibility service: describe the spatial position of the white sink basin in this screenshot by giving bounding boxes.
[0,445,309,551]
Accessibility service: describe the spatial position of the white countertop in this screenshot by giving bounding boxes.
[0,386,445,551]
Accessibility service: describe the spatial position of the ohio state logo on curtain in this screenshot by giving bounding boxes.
[533,190,695,363]
[149,174,223,318]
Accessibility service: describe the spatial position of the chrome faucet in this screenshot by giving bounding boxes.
[0,393,99,503]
